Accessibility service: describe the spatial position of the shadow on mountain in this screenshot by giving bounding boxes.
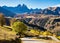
[22,20,46,31]
[0,7,16,17]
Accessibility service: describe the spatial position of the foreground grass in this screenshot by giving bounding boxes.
[0,26,22,43]
[0,26,16,40]
[0,26,60,43]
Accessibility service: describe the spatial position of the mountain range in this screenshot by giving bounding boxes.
[0,4,60,17]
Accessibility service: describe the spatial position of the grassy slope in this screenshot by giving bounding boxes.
[0,26,60,43]
[0,26,16,40]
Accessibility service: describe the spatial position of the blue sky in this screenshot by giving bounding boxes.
[0,0,60,9]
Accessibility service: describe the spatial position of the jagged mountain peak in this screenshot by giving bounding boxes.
[0,4,60,17]
[22,4,28,9]
[22,4,26,7]
[17,4,21,7]
[17,4,28,8]
[48,7,56,10]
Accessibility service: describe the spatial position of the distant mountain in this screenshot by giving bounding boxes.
[0,7,16,17]
[43,7,60,15]
[2,4,29,14]
[2,4,42,14]
[0,4,60,17]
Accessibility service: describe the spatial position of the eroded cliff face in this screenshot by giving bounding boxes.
[21,15,60,35]
[5,15,60,35]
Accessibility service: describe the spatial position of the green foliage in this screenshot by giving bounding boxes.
[12,21,27,34]
[24,29,40,37]
[57,36,60,40]
[42,31,51,36]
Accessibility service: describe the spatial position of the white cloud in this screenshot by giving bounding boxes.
[52,4,60,7]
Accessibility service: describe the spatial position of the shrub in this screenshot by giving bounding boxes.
[12,21,27,37]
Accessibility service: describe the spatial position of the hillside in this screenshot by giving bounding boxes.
[20,15,60,36]
[0,15,60,43]
[0,26,16,40]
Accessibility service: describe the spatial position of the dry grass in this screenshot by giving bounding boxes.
[0,26,16,40]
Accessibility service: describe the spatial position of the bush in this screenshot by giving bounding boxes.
[12,21,27,37]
